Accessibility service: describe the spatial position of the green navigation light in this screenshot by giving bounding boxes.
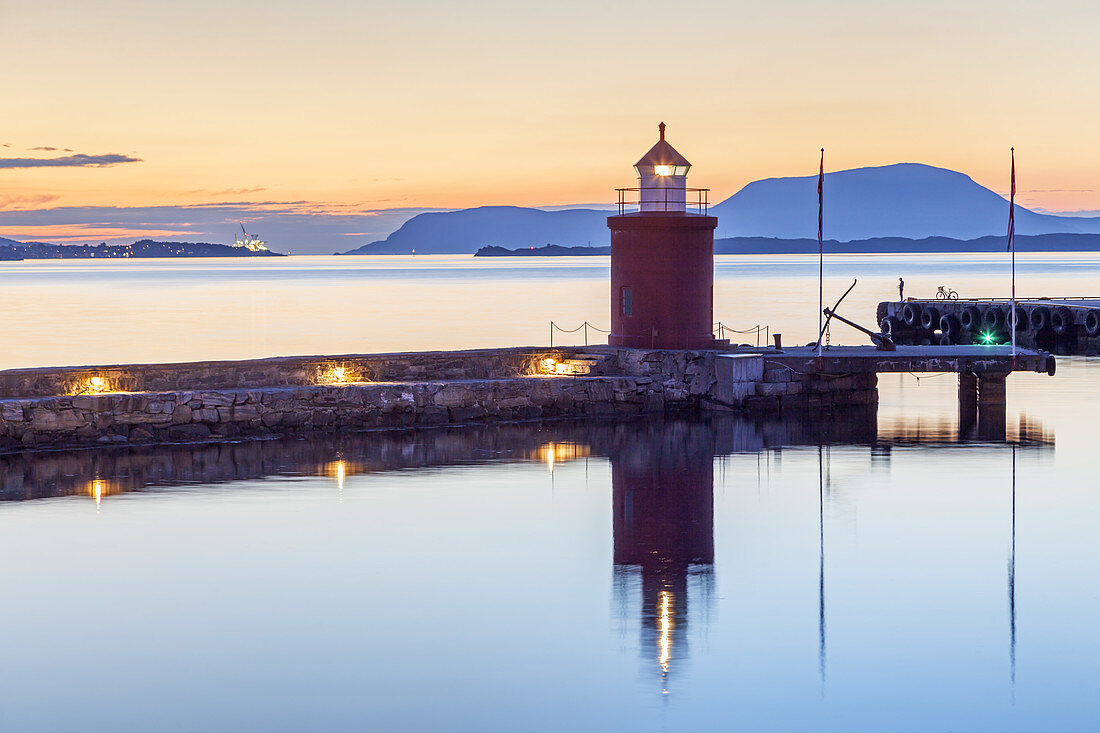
[980,331,996,345]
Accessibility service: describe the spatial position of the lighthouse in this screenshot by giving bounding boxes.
[607,123,719,349]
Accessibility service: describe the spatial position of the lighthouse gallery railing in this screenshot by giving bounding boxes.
[614,187,710,215]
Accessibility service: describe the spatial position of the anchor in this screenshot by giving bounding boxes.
[817,279,896,351]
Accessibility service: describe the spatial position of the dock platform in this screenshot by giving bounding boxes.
[722,345,1056,441]
[878,298,1100,355]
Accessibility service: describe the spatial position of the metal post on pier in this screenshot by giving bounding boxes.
[1009,148,1017,357]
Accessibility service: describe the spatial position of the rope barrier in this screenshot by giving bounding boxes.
[713,322,770,347]
[550,320,772,347]
[549,321,610,347]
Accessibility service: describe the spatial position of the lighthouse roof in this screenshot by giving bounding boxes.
[634,122,691,168]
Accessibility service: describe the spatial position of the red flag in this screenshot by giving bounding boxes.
[818,148,824,246]
[1007,149,1015,252]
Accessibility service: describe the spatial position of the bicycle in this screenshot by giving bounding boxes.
[936,286,959,301]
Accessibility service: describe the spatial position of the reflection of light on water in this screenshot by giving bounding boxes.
[87,479,110,512]
[535,442,590,473]
[324,460,348,497]
[658,590,673,692]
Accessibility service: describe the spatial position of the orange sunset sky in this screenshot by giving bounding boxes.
[3,0,1100,244]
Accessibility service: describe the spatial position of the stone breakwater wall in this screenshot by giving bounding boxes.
[0,377,674,452]
[0,347,563,400]
[0,347,878,453]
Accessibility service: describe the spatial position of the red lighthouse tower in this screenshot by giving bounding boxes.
[608,123,719,350]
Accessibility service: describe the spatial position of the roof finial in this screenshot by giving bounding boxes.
[659,122,666,141]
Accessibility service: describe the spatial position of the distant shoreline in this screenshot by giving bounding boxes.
[473,233,1100,257]
[0,239,285,260]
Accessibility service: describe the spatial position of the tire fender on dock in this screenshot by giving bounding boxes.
[959,306,981,333]
[1052,307,1072,336]
[982,305,1005,332]
[939,314,961,342]
[1029,305,1051,331]
[901,302,922,328]
[1085,309,1100,337]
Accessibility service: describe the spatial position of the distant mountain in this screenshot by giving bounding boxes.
[714,233,1100,254]
[340,206,608,255]
[341,163,1100,254]
[711,163,1100,241]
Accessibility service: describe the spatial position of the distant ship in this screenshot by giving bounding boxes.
[233,223,269,252]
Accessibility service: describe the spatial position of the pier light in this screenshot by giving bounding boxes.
[538,357,569,375]
[317,363,361,385]
[72,374,115,395]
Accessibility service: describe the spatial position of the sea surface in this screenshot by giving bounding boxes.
[3,252,1100,369]
[0,253,1098,731]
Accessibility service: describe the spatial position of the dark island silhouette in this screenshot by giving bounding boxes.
[343,163,1100,255]
[0,238,285,260]
[476,232,1100,256]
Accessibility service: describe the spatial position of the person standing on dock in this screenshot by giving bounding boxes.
[898,277,905,300]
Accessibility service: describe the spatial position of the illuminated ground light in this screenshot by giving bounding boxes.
[73,375,114,395]
[318,364,361,385]
[538,358,570,375]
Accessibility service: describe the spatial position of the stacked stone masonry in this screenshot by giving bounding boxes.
[0,347,879,453]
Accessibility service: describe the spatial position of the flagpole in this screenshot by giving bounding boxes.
[1010,148,1017,357]
[818,148,824,359]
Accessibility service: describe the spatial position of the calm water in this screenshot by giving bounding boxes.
[1,254,1099,731]
[3,252,1100,369]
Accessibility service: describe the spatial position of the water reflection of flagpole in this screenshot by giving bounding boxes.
[818,445,827,693]
[1009,443,1017,689]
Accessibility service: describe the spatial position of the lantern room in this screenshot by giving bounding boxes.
[635,122,691,212]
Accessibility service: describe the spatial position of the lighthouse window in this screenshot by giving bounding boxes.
[621,287,633,316]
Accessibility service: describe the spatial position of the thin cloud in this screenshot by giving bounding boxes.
[29,146,74,152]
[0,153,142,169]
[0,193,61,210]
[181,186,268,197]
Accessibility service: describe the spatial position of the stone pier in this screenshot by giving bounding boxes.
[0,344,1054,453]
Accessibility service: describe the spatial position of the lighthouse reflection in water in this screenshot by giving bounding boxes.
[610,420,715,694]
